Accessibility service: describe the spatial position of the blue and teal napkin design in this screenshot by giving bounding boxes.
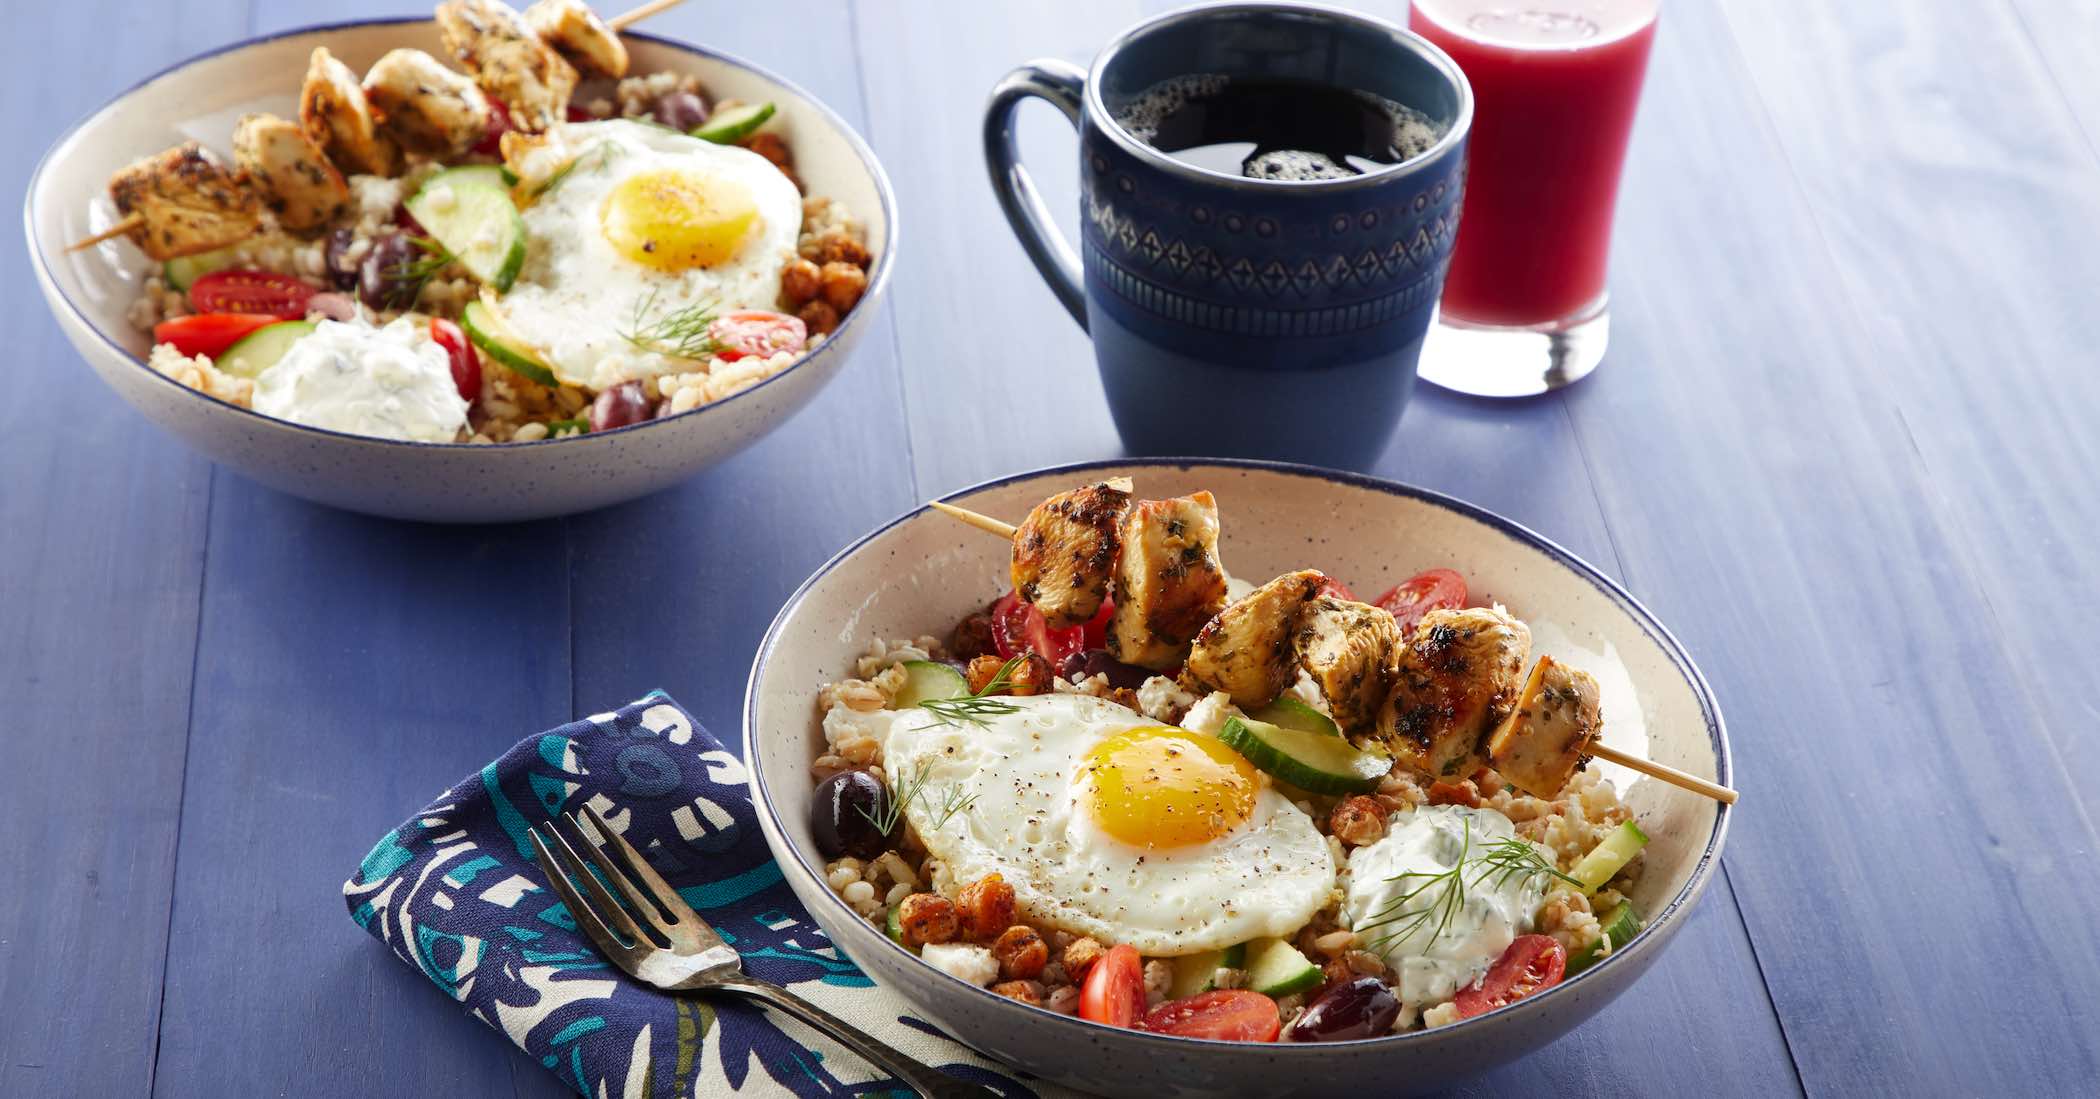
[344,692,1042,1097]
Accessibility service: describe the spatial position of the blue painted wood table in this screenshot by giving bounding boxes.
[5,1,2097,1095]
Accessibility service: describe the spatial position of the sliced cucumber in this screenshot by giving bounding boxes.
[1167,942,1247,1000]
[885,902,906,945]
[164,245,241,291]
[1568,901,1640,975]
[1569,820,1649,894]
[405,168,527,292]
[692,101,775,144]
[216,320,314,379]
[1219,715,1386,795]
[461,299,558,386]
[1250,696,1342,739]
[894,660,968,708]
[1244,937,1321,998]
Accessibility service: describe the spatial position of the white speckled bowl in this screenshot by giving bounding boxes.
[25,19,894,522]
[746,460,1732,1097]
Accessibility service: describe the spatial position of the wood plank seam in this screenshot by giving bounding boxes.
[142,466,218,1097]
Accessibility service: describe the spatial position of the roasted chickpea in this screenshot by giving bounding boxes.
[1329,796,1388,847]
[819,232,873,267]
[895,893,958,948]
[742,131,792,170]
[1427,780,1481,808]
[992,925,1049,981]
[1007,653,1054,696]
[991,979,1045,1006]
[956,873,1017,941]
[819,260,868,314]
[796,299,840,335]
[1061,936,1106,983]
[780,257,822,305]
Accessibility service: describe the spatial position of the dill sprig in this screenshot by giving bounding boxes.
[619,287,720,360]
[1358,821,1580,955]
[531,141,620,198]
[855,759,935,838]
[383,236,457,303]
[915,656,1026,729]
[926,783,981,831]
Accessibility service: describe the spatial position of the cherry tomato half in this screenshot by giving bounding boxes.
[989,592,1104,667]
[473,98,512,157]
[1138,989,1281,1042]
[1374,567,1468,637]
[429,317,482,404]
[1453,934,1566,1019]
[187,269,316,319]
[707,310,808,362]
[1078,944,1146,1028]
[152,313,279,359]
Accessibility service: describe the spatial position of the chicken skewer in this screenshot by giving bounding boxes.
[66,0,685,255]
[926,495,1738,805]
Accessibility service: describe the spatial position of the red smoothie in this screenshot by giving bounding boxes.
[1410,0,1659,327]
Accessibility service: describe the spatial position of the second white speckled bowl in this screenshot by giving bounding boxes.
[26,19,895,522]
[746,459,1733,1097]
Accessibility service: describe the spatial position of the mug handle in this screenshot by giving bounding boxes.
[983,59,1089,330]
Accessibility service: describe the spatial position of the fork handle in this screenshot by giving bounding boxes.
[714,977,992,1098]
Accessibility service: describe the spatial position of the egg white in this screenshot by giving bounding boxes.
[500,119,803,390]
[884,693,1337,956]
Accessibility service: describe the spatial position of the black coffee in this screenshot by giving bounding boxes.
[1112,74,1442,181]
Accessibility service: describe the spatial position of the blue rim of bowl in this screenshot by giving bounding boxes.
[745,457,1733,1051]
[1083,1,1474,194]
[23,16,898,450]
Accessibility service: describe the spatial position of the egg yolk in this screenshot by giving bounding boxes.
[1081,727,1258,848]
[599,167,757,271]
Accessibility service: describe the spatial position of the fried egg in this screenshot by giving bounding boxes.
[500,119,802,390]
[884,693,1336,956]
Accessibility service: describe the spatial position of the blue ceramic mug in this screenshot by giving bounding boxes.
[985,2,1472,469]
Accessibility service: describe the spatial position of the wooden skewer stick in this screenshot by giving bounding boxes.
[924,496,1740,805]
[1589,743,1737,804]
[67,214,142,253]
[928,500,1016,539]
[606,0,688,31]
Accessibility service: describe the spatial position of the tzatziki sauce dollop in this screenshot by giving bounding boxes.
[252,318,468,443]
[1345,804,1551,1010]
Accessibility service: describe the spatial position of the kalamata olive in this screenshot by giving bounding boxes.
[653,90,710,132]
[323,228,362,290]
[811,769,892,859]
[359,231,424,311]
[305,291,359,322]
[1286,977,1401,1042]
[590,381,652,432]
[1060,649,1151,690]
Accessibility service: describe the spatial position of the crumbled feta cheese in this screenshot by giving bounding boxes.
[920,943,999,987]
[1137,675,1199,722]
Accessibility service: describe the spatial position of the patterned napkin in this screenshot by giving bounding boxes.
[344,692,1055,1097]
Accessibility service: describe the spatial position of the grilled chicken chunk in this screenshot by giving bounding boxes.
[1011,479,1132,629]
[1106,492,1228,670]
[231,113,347,233]
[1295,596,1402,734]
[107,143,261,261]
[525,0,629,77]
[301,48,400,178]
[1378,606,1532,779]
[363,48,493,158]
[1184,569,1327,706]
[1486,656,1601,798]
[437,0,578,132]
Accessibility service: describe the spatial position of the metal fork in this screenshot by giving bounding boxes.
[527,806,989,1098]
